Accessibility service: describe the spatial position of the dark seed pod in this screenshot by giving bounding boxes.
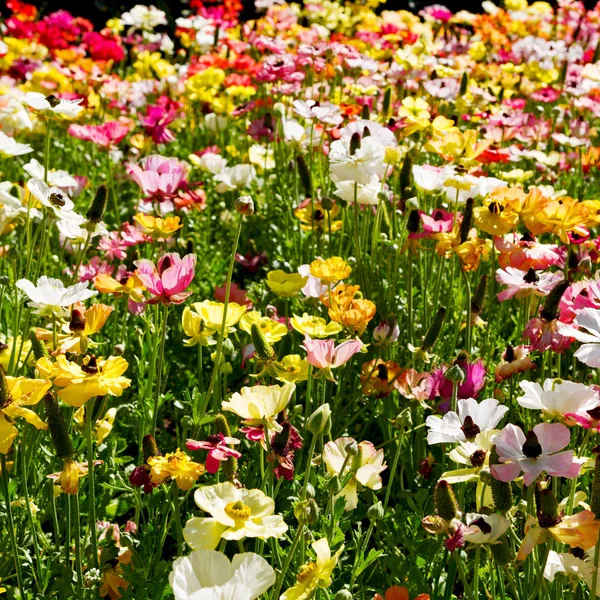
[421,307,446,352]
[459,198,474,244]
[490,535,514,566]
[435,480,459,521]
[471,275,487,315]
[44,392,74,460]
[86,185,108,224]
[296,155,313,198]
[540,280,569,321]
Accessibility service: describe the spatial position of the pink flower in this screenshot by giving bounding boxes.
[75,256,113,283]
[445,523,465,552]
[186,433,241,474]
[495,234,563,271]
[428,358,486,403]
[214,282,252,307]
[491,423,583,486]
[496,267,564,302]
[134,252,196,304]
[141,103,178,144]
[68,120,131,149]
[523,317,573,353]
[302,335,362,372]
[99,232,128,261]
[126,155,189,205]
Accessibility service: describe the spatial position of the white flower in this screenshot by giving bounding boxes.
[517,378,600,420]
[329,135,386,184]
[322,437,386,511]
[544,550,593,585]
[190,152,228,175]
[298,264,329,298]
[23,159,78,191]
[23,92,84,119]
[205,113,228,133]
[426,398,509,445]
[121,5,167,30]
[0,91,33,135]
[464,513,509,544]
[293,99,343,126]
[248,145,275,170]
[183,482,287,550]
[559,308,600,368]
[26,178,75,220]
[339,119,398,147]
[16,276,97,317]
[0,182,27,233]
[0,131,32,157]
[214,165,256,194]
[334,175,382,205]
[169,550,275,600]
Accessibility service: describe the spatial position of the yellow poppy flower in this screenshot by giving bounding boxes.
[0,372,51,454]
[265,270,307,298]
[181,306,217,347]
[147,449,205,491]
[294,201,343,233]
[133,213,182,240]
[0,336,32,370]
[309,257,352,284]
[281,538,343,600]
[328,296,376,336]
[290,313,342,338]
[48,458,102,495]
[192,300,247,334]
[240,311,288,343]
[94,273,146,303]
[267,355,310,383]
[36,355,131,407]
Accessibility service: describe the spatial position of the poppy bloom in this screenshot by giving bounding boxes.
[186,433,242,474]
[134,253,196,304]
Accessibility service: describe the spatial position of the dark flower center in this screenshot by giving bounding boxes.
[522,430,542,458]
[461,415,480,441]
[523,268,539,284]
[470,449,486,468]
[470,516,492,534]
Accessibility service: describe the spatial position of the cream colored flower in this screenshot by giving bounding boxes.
[183,482,287,550]
[222,383,295,433]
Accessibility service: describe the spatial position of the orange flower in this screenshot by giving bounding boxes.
[94,273,145,304]
[328,296,376,335]
[361,360,403,397]
[374,586,430,600]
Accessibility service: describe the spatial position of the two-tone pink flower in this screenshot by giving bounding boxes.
[302,335,362,380]
[186,434,241,474]
[134,252,196,304]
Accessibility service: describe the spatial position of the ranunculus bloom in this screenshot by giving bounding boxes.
[68,121,131,149]
[186,433,242,474]
[135,253,196,304]
[428,358,487,402]
[302,335,362,380]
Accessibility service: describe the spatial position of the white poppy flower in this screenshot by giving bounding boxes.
[23,92,84,119]
[23,159,78,191]
[0,131,32,157]
[169,550,275,600]
[189,152,228,175]
[559,308,600,368]
[214,165,256,194]
[26,178,75,220]
[544,550,593,585]
[339,119,398,147]
[464,513,509,544]
[121,5,167,30]
[329,135,386,185]
[183,482,287,551]
[517,378,600,419]
[16,276,97,317]
[334,174,382,205]
[426,398,509,445]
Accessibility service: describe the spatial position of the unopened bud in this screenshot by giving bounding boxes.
[345,440,359,456]
[306,403,331,436]
[490,535,514,566]
[435,480,459,521]
[326,476,342,494]
[142,434,161,463]
[445,363,465,384]
[0,366,12,409]
[29,329,48,360]
[321,196,334,211]
[294,498,319,524]
[215,414,237,482]
[540,281,569,322]
[382,87,392,118]
[335,590,353,600]
[459,71,469,96]
[538,488,561,528]
[489,445,513,513]
[0,276,9,286]
[421,307,446,351]
[251,323,275,362]
[367,501,384,521]
[471,275,487,315]
[296,155,313,197]
[45,392,74,460]
[459,198,474,244]
[86,185,108,224]
[235,195,254,216]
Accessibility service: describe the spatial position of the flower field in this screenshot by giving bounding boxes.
[5,0,600,598]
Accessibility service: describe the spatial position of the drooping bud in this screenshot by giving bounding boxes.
[335,590,353,600]
[44,392,74,460]
[29,328,48,360]
[0,366,11,409]
[489,445,513,513]
[459,198,474,244]
[250,323,275,362]
[367,501,384,521]
[538,488,561,528]
[86,185,108,224]
[345,439,359,456]
[435,480,459,521]
[445,363,465,384]
[142,434,161,463]
[306,403,332,436]
[296,155,313,198]
[215,414,238,483]
[540,280,569,321]
[235,195,254,216]
[349,132,361,156]
[421,307,446,352]
[294,498,319,525]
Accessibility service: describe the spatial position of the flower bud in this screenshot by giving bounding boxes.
[382,87,392,118]
[421,307,446,351]
[326,476,342,494]
[367,501,384,521]
[538,488,561,528]
[294,498,319,525]
[306,403,331,436]
[435,480,459,521]
[445,363,465,384]
[459,198,474,244]
[215,414,238,483]
[399,153,413,198]
[221,337,235,356]
[321,196,334,211]
[373,320,400,345]
[335,590,353,600]
[345,439,359,456]
[86,184,108,224]
[142,434,161,463]
[251,323,275,362]
[29,328,48,360]
[296,155,312,197]
[0,276,9,286]
[540,280,569,322]
[422,515,447,535]
[235,195,254,216]
[490,535,514,566]
[471,275,487,315]
[45,392,74,460]
[405,196,419,210]
[489,445,513,513]
[459,71,469,96]
[305,483,315,499]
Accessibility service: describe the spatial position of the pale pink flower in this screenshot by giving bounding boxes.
[127,155,189,204]
[134,252,196,304]
[495,233,563,271]
[302,335,362,377]
[491,423,582,486]
[68,121,131,149]
[496,267,564,302]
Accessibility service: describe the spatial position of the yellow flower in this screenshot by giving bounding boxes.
[266,270,308,298]
[36,355,131,407]
[192,300,247,334]
[240,311,288,343]
[0,372,51,454]
[294,201,343,233]
[309,257,352,284]
[132,51,174,80]
[182,306,217,347]
[148,449,205,491]
[0,337,32,370]
[48,459,101,495]
[133,213,182,240]
[474,198,520,236]
[281,538,343,600]
[528,196,590,243]
[290,313,343,338]
[222,383,295,432]
[328,296,376,336]
[95,407,117,443]
[183,481,287,550]
[267,355,310,383]
[94,273,146,304]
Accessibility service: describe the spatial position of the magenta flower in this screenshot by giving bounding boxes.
[141,103,178,144]
[186,433,241,474]
[134,252,196,304]
[491,423,583,486]
[302,335,362,379]
[428,358,486,403]
[495,267,564,302]
[410,208,455,240]
[68,121,131,149]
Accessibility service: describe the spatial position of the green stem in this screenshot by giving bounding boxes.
[172,483,183,556]
[349,518,375,590]
[1,454,26,599]
[300,433,318,500]
[270,521,304,600]
[86,398,99,568]
[152,303,170,433]
[71,493,83,586]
